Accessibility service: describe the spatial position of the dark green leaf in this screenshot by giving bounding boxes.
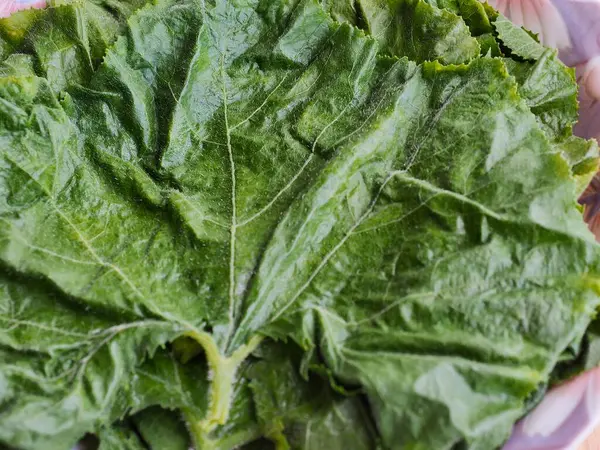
[246,342,378,450]
[97,424,146,450]
[132,407,191,450]
[476,33,501,57]
[584,319,600,370]
[0,1,598,450]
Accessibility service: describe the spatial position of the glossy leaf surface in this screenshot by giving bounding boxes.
[0,1,598,449]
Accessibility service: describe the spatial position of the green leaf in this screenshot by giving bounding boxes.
[0,0,151,92]
[0,1,598,450]
[126,349,209,418]
[503,50,578,140]
[476,33,501,57]
[98,424,147,450]
[423,0,494,35]
[555,136,599,196]
[319,0,360,24]
[584,319,600,370]
[0,270,183,450]
[132,407,192,450]
[330,0,480,63]
[493,14,545,60]
[246,342,378,450]
[229,56,600,448]
[0,8,43,50]
[0,54,36,77]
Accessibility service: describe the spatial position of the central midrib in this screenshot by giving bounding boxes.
[221,52,238,350]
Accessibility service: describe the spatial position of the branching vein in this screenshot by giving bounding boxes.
[238,104,352,228]
[271,170,402,321]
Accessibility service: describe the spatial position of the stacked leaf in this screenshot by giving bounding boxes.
[0,1,599,449]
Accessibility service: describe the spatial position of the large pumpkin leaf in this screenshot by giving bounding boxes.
[0,0,599,449]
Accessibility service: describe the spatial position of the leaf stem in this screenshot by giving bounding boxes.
[264,419,291,450]
[183,331,263,444]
